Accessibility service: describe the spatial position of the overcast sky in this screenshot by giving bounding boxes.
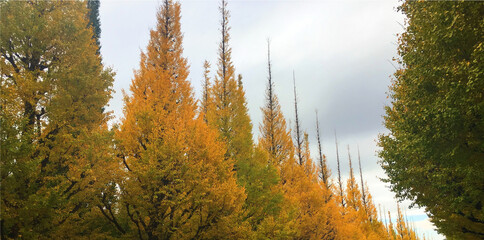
[100,1,443,239]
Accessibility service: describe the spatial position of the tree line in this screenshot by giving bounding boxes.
[3,0,477,239]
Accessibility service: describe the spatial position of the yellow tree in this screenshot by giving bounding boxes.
[0,1,115,238]
[201,60,211,121]
[334,133,345,208]
[259,41,294,167]
[280,149,342,239]
[337,146,365,239]
[395,204,420,240]
[115,1,247,238]
[204,1,285,235]
[292,73,304,166]
[357,149,389,239]
[315,111,331,191]
[388,211,397,240]
[206,0,252,163]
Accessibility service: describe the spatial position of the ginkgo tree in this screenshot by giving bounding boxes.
[113,0,248,239]
[0,1,115,238]
[378,1,484,238]
[0,0,431,239]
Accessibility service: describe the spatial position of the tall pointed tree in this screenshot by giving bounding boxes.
[201,60,211,120]
[334,132,345,208]
[115,1,246,238]
[358,146,368,214]
[345,146,363,212]
[205,1,285,235]
[292,72,304,166]
[259,41,294,167]
[206,0,253,164]
[315,110,331,190]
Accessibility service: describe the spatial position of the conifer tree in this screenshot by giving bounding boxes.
[1,1,114,238]
[115,1,247,238]
[259,41,293,167]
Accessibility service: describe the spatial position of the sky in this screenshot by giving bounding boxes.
[99,0,443,239]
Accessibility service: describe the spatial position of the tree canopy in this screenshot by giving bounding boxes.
[378,1,484,239]
[0,0,444,239]
[1,1,114,238]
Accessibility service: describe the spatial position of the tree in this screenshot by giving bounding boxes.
[201,60,211,120]
[280,151,340,240]
[1,1,114,238]
[292,72,304,166]
[392,203,419,240]
[87,0,101,54]
[357,147,368,215]
[334,133,345,208]
[205,2,286,235]
[206,0,253,164]
[378,1,484,238]
[259,41,294,167]
[114,1,247,238]
[345,146,362,212]
[315,111,331,190]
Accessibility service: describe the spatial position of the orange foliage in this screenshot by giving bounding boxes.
[115,1,247,238]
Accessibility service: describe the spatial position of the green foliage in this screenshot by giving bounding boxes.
[378,1,484,239]
[237,146,283,229]
[0,1,432,239]
[87,0,101,53]
[0,1,114,238]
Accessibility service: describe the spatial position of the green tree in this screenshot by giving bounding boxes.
[0,1,114,238]
[87,0,101,54]
[206,0,253,164]
[378,1,484,239]
[205,1,285,234]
